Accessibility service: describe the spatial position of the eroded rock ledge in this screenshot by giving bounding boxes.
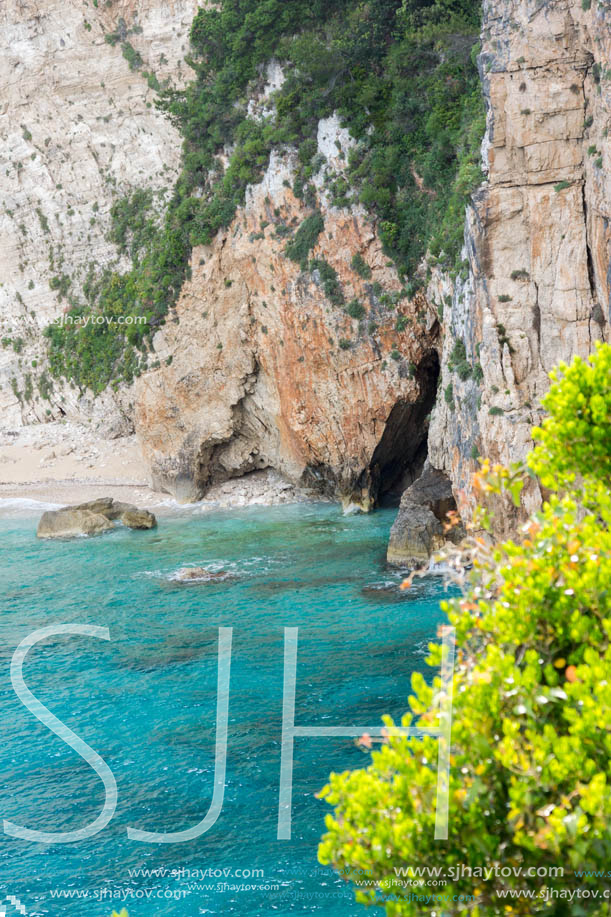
[386,464,464,567]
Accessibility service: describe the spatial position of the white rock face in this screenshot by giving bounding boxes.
[246,59,286,121]
[0,0,198,428]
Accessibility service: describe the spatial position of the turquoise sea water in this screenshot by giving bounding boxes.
[0,503,449,917]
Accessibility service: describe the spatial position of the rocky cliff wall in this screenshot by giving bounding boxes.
[425,0,610,536]
[0,0,198,431]
[135,135,440,506]
[3,0,611,532]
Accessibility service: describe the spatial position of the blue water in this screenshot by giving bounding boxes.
[0,503,449,917]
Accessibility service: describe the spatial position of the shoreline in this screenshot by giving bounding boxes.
[0,422,323,516]
[0,475,324,517]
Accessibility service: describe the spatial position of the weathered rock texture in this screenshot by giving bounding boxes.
[426,0,611,538]
[36,495,156,537]
[37,507,114,538]
[0,0,198,429]
[4,0,611,535]
[135,140,440,505]
[387,464,463,566]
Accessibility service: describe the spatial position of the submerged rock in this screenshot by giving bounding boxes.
[36,497,157,538]
[173,567,230,582]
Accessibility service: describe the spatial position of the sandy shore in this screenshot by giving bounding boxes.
[0,421,321,514]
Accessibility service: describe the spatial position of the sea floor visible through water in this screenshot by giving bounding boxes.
[0,501,452,917]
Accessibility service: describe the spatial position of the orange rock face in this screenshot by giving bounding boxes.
[135,151,439,504]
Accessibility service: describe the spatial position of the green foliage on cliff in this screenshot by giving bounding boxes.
[285,211,325,265]
[318,345,611,915]
[46,0,484,393]
[529,342,611,493]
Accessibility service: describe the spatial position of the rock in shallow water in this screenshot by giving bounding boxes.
[173,567,230,582]
[387,463,464,566]
[36,498,157,538]
[37,508,115,539]
[120,508,157,530]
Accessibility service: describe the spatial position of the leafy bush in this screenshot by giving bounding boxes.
[285,211,324,265]
[121,41,143,70]
[319,345,611,914]
[351,252,372,279]
[108,189,157,261]
[449,337,472,380]
[309,258,345,306]
[529,342,611,492]
[346,298,365,320]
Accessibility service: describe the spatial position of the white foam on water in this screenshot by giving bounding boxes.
[0,497,63,516]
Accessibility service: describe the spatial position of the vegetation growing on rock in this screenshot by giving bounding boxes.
[46,0,484,393]
[319,344,611,915]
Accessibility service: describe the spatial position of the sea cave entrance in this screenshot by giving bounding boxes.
[368,350,440,507]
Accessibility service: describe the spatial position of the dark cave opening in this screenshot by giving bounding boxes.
[368,350,440,507]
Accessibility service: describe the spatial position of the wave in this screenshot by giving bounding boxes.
[0,497,63,516]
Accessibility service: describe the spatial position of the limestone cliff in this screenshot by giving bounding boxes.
[0,0,198,430]
[428,0,610,525]
[2,0,611,536]
[389,0,611,560]
[135,138,439,506]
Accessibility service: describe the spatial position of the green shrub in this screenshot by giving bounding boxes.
[488,404,503,415]
[449,337,472,380]
[49,274,71,300]
[346,298,365,320]
[121,41,143,70]
[529,342,611,492]
[309,258,344,306]
[285,211,324,264]
[351,252,372,279]
[319,344,611,915]
[108,189,157,260]
[496,322,514,353]
[553,180,572,192]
